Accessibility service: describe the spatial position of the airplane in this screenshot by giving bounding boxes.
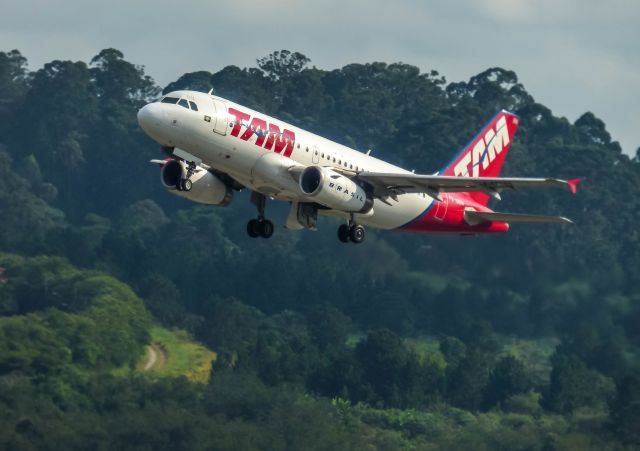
[137,90,581,244]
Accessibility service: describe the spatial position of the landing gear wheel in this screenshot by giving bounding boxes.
[247,219,261,238]
[349,225,365,244]
[175,180,183,191]
[247,192,275,240]
[337,224,350,243]
[259,220,274,239]
[182,178,192,191]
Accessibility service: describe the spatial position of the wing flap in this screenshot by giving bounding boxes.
[464,210,573,226]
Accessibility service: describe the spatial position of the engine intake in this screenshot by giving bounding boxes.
[299,166,373,213]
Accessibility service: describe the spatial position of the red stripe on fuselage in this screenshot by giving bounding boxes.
[399,193,509,234]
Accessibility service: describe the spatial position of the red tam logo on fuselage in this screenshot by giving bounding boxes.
[228,108,295,158]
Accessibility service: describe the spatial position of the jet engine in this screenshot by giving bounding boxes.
[161,159,233,206]
[299,166,373,213]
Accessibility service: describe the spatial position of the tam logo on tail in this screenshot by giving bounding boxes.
[443,111,519,179]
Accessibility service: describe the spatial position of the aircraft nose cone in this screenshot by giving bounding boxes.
[137,103,154,131]
[137,102,166,140]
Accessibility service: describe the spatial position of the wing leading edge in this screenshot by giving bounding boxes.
[357,172,582,201]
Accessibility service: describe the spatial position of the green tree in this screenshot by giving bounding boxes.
[307,303,351,354]
[257,50,310,82]
[446,348,492,411]
[163,70,214,94]
[610,372,640,445]
[483,355,531,409]
[0,50,29,137]
[543,353,612,413]
[90,48,159,107]
[439,336,467,370]
[355,328,414,407]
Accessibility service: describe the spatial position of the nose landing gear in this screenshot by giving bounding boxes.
[247,192,274,239]
[175,161,196,192]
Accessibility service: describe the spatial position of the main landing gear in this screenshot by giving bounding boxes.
[175,161,196,192]
[337,216,365,244]
[247,192,274,239]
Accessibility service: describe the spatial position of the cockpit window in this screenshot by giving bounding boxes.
[161,97,179,104]
[178,99,189,109]
[189,101,198,111]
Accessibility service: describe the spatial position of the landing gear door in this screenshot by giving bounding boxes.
[211,98,229,135]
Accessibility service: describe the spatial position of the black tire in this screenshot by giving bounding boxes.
[247,219,261,238]
[337,224,350,243]
[175,179,183,191]
[260,220,274,238]
[182,178,192,191]
[349,225,365,244]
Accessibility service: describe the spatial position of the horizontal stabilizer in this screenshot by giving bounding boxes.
[464,210,573,226]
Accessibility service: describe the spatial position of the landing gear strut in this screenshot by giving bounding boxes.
[247,192,274,239]
[337,215,365,244]
[175,161,196,192]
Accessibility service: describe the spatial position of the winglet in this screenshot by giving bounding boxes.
[567,178,583,194]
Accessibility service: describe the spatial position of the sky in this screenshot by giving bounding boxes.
[2,0,639,155]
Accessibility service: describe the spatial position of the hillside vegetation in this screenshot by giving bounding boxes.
[0,48,639,450]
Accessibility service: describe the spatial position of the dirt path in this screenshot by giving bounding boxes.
[142,343,167,371]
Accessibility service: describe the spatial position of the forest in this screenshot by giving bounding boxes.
[0,47,639,450]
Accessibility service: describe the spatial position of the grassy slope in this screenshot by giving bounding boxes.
[142,326,217,384]
[112,326,216,383]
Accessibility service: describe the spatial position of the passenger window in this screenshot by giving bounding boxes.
[189,101,198,111]
[178,99,189,109]
[161,97,179,104]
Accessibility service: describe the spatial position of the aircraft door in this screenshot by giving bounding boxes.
[211,99,229,135]
[434,193,448,221]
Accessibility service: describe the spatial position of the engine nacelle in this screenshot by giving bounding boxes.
[299,166,373,213]
[161,159,233,206]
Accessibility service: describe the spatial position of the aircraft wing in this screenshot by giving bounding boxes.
[356,172,581,201]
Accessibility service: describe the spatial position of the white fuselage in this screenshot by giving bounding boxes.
[139,90,434,229]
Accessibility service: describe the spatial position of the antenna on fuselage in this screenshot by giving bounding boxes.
[207,88,214,95]
[366,149,372,155]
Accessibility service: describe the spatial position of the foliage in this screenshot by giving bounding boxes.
[0,47,639,448]
[0,253,151,371]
